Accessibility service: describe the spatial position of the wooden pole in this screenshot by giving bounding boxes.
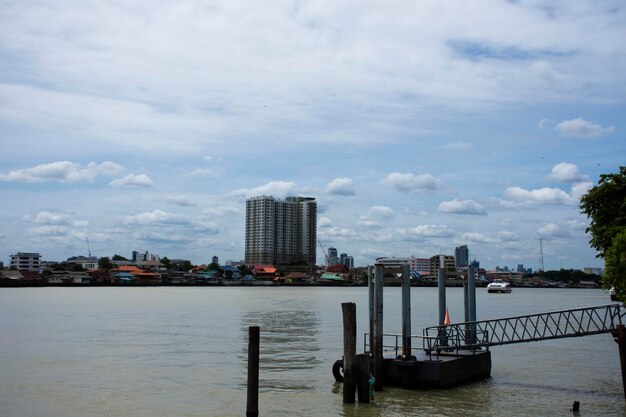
[373,263,384,391]
[356,353,371,403]
[246,326,260,417]
[614,324,626,400]
[342,302,357,403]
[368,266,374,354]
[401,264,411,359]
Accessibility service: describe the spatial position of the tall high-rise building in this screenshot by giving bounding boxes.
[245,196,317,266]
[454,245,469,268]
[327,247,338,266]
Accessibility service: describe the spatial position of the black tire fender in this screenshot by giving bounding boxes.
[332,359,344,382]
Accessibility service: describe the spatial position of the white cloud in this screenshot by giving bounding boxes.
[384,172,444,193]
[438,199,487,215]
[406,224,454,238]
[370,206,395,219]
[110,174,154,188]
[537,118,552,130]
[230,181,299,199]
[555,118,615,137]
[537,222,571,238]
[504,186,573,204]
[0,161,124,183]
[441,142,471,151]
[318,217,333,228]
[166,195,197,207]
[325,177,356,196]
[27,225,69,236]
[189,168,217,177]
[549,162,587,182]
[571,181,594,199]
[498,230,520,241]
[124,210,190,226]
[461,232,496,244]
[31,211,88,227]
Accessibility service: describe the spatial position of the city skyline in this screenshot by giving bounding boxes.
[1,2,624,270]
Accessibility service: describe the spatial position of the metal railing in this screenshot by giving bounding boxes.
[423,303,622,352]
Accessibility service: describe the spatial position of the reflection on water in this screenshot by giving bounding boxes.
[240,309,321,391]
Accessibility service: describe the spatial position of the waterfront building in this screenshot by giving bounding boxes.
[454,245,469,268]
[66,256,98,270]
[245,196,317,266]
[9,252,41,271]
[429,255,457,278]
[407,256,430,273]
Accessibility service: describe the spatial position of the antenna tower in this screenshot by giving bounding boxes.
[87,237,92,258]
[539,238,544,272]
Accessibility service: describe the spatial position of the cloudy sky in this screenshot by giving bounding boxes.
[1,1,624,270]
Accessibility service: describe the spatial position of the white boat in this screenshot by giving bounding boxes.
[487,279,512,293]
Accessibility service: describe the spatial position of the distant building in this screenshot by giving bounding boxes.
[327,247,338,266]
[407,256,430,273]
[10,252,41,271]
[132,251,159,262]
[212,256,219,265]
[225,260,243,267]
[245,196,317,266]
[429,255,457,278]
[66,256,98,270]
[584,267,603,275]
[341,254,354,269]
[454,245,469,268]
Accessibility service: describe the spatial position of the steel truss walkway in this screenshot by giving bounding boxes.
[423,304,623,353]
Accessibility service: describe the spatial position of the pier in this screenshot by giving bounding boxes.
[335,261,625,397]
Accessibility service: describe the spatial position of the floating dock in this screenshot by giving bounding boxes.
[382,350,491,388]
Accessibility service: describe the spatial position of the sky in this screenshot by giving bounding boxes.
[0,1,624,270]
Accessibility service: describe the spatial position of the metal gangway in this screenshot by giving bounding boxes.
[423,304,623,354]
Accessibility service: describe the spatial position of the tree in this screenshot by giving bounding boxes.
[579,166,626,257]
[161,257,171,269]
[580,166,626,298]
[112,254,128,261]
[98,257,114,270]
[603,230,626,300]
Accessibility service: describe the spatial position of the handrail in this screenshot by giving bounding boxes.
[423,303,621,351]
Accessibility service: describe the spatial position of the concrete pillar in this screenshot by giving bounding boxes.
[401,264,411,359]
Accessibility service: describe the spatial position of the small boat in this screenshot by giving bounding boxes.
[487,279,512,293]
[610,287,618,301]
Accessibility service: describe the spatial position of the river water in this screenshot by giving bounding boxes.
[0,287,623,416]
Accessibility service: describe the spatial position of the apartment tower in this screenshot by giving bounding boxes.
[245,196,317,266]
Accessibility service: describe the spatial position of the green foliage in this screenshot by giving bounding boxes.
[171,260,194,271]
[580,166,626,257]
[112,254,128,261]
[538,268,601,284]
[207,262,220,271]
[160,257,171,269]
[72,263,85,272]
[603,229,626,301]
[98,257,114,270]
[237,265,252,276]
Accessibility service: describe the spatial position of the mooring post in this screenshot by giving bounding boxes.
[401,264,412,359]
[463,274,470,344]
[368,265,374,354]
[341,302,357,403]
[438,255,446,326]
[437,256,447,346]
[246,326,260,417]
[355,353,371,403]
[373,263,384,391]
[468,264,477,344]
[614,324,626,400]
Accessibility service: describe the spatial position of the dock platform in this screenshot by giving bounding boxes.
[383,350,491,388]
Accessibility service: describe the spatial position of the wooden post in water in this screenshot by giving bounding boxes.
[356,353,371,403]
[246,326,260,417]
[373,263,384,391]
[401,264,412,359]
[614,324,626,400]
[468,263,477,344]
[342,302,357,404]
[368,265,374,354]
